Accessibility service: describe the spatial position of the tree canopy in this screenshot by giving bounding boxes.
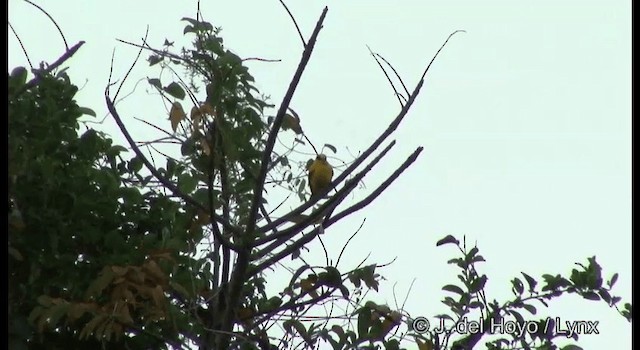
[8,4,631,350]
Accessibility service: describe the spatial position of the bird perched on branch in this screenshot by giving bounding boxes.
[308,154,333,198]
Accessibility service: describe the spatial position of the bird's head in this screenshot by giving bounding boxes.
[316,154,327,161]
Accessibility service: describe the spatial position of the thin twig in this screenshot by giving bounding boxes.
[367,45,403,107]
[278,0,306,46]
[8,22,33,70]
[325,147,424,227]
[255,140,396,244]
[242,57,282,63]
[104,94,241,248]
[133,116,179,139]
[23,0,68,50]
[15,41,85,97]
[336,219,366,268]
[114,27,149,101]
[375,52,410,98]
[251,141,396,267]
[420,30,466,82]
[258,71,425,234]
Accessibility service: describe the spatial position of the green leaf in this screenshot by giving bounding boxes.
[521,272,537,292]
[164,82,186,100]
[148,78,162,89]
[47,302,70,328]
[357,307,372,339]
[521,303,537,315]
[581,291,600,301]
[469,275,487,293]
[512,278,524,295]
[324,143,337,153]
[107,145,128,157]
[11,66,28,86]
[85,267,115,299]
[128,156,143,173]
[181,17,214,33]
[442,284,465,295]
[465,247,479,262]
[598,289,611,304]
[384,338,401,350]
[28,306,44,325]
[608,273,619,287]
[283,320,309,345]
[183,25,195,34]
[178,173,198,194]
[78,106,96,117]
[436,235,459,247]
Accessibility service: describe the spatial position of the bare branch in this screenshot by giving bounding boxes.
[242,57,282,63]
[15,41,85,97]
[259,45,441,234]
[250,140,397,270]
[278,0,306,46]
[250,225,323,277]
[367,45,404,107]
[23,0,69,50]
[254,140,396,246]
[218,8,329,349]
[114,27,149,101]
[247,6,328,237]
[8,22,33,70]
[104,95,241,249]
[133,116,179,140]
[375,52,410,99]
[420,30,465,81]
[325,146,424,227]
[336,219,366,268]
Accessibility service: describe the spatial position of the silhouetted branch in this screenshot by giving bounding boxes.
[242,57,282,63]
[325,147,423,227]
[375,52,410,99]
[336,219,366,267]
[15,41,85,97]
[8,22,33,70]
[247,6,328,238]
[367,45,404,107]
[104,94,240,249]
[420,30,465,81]
[218,8,329,349]
[23,0,68,50]
[278,0,306,46]
[253,140,396,248]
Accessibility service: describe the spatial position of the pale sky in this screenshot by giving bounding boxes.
[9,1,631,349]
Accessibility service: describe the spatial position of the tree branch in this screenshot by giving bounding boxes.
[367,45,404,107]
[246,6,328,239]
[104,95,241,251]
[249,141,399,271]
[15,41,85,97]
[278,0,306,46]
[325,147,423,227]
[253,140,396,248]
[217,8,329,350]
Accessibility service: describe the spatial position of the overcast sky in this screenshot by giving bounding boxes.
[9,1,631,348]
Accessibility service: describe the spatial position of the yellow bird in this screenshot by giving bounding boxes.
[308,154,333,198]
